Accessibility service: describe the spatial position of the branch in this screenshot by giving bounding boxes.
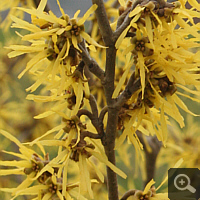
[78,42,105,82]
[89,94,99,119]
[114,72,141,108]
[92,0,114,45]
[80,130,101,140]
[87,94,105,138]
[104,108,119,200]
[120,189,137,200]
[98,106,108,145]
[77,109,93,119]
[99,106,108,124]
[113,0,142,42]
[104,47,117,104]
[137,131,162,187]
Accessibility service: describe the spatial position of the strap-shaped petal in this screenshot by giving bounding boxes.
[77,4,98,26]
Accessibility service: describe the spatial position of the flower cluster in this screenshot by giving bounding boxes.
[113,0,200,148]
[0,0,200,199]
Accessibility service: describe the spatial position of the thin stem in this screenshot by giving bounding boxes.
[99,106,108,145]
[137,131,162,187]
[79,42,105,82]
[120,189,137,200]
[99,106,108,124]
[113,0,142,42]
[77,109,93,119]
[114,72,141,109]
[80,131,101,140]
[89,94,99,119]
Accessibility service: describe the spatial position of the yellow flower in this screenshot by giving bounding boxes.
[113,0,200,150]
[134,181,169,200]
[115,0,200,98]
[32,131,127,199]
[0,130,54,199]
[5,0,103,92]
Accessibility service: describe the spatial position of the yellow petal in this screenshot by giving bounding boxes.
[188,0,200,10]
[22,28,58,40]
[30,123,66,145]
[10,15,41,32]
[37,0,48,13]
[89,160,104,183]
[81,31,106,48]
[42,193,52,200]
[173,94,199,116]
[74,10,81,19]
[52,34,59,54]
[56,0,67,19]
[86,148,127,179]
[115,25,131,49]
[143,179,155,194]
[112,54,132,98]
[18,50,48,78]
[137,52,146,99]
[118,0,126,6]
[0,160,31,168]
[145,15,154,49]
[0,168,24,176]
[71,81,83,116]
[16,185,48,195]
[129,6,144,17]
[77,4,98,26]
[0,129,23,148]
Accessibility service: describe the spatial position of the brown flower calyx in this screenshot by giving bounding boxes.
[69,139,95,162]
[62,118,77,133]
[70,18,84,43]
[65,88,84,110]
[134,190,152,200]
[24,154,50,179]
[67,68,88,83]
[151,75,177,97]
[62,116,86,133]
[117,106,129,131]
[136,88,155,109]
[131,37,154,57]
[42,177,62,196]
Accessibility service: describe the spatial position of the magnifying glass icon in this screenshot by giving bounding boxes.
[174,174,196,193]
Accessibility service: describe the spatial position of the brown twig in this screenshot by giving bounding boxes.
[89,94,99,119]
[120,189,137,200]
[114,72,141,109]
[77,109,93,119]
[78,42,105,82]
[92,0,114,45]
[137,131,162,187]
[104,108,119,200]
[80,130,101,140]
[113,0,142,42]
[99,106,108,124]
